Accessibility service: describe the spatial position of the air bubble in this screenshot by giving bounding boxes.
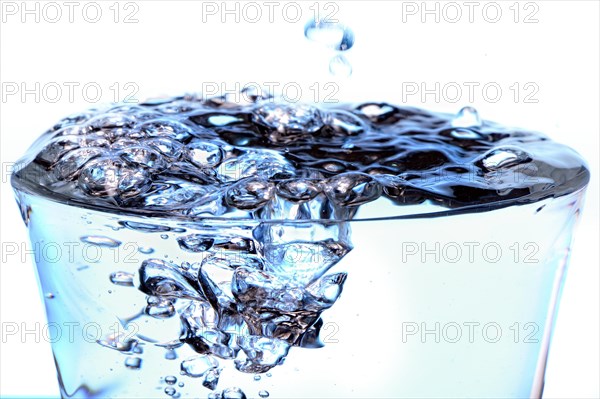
[138,119,194,141]
[124,356,142,369]
[254,103,323,134]
[109,271,134,287]
[185,140,223,168]
[52,147,104,181]
[80,235,122,248]
[118,146,165,171]
[180,355,219,378]
[165,375,177,385]
[78,158,151,199]
[222,387,247,399]
[225,179,274,210]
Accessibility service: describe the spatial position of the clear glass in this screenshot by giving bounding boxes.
[12,172,587,398]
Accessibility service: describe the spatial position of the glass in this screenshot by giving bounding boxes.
[12,166,587,398]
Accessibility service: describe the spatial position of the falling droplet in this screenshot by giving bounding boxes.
[165,375,177,385]
[109,271,134,287]
[258,390,270,398]
[451,106,482,128]
[124,356,142,369]
[304,19,355,51]
[80,235,122,248]
[329,54,352,77]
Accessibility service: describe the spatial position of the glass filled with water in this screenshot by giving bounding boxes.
[11,94,589,398]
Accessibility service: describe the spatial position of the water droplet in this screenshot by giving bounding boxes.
[80,235,122,248]
[253,375,261,381]
[165,349,177,360]
[452,106,482,128]
[208,393,221,399]
[266,372,272,377]
[139,246,155,254]
[161,234,169,240]
[258,390,270,398]
[164,387,176,396]
[222,387,247,399]
[178,382,184,388]
[110,271,134,287]
[329,54,352,77]
[45,293,55,299]
[165,375,177,385]
[124,356,142,369]
[304,19,355,51]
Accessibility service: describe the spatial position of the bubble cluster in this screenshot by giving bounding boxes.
[16,95,588,216]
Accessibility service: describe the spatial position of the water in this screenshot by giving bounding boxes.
[11,96,589,398]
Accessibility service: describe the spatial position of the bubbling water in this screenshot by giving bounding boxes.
[16,96,588,214]
[12,94,589,397]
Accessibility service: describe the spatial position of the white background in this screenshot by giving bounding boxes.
[0,1,598,397]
